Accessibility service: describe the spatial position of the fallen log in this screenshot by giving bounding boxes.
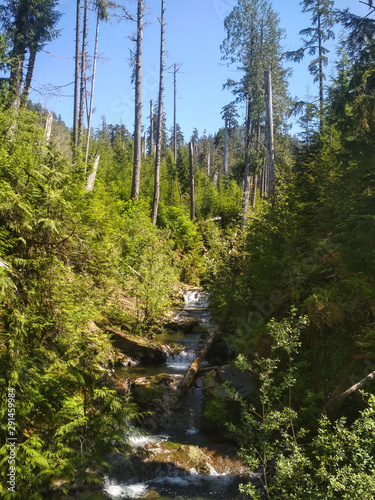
[322,369,375,417]
[339,370,375,399]
[179,327,222,391]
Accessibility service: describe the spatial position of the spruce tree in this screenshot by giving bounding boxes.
[285,0,337,130]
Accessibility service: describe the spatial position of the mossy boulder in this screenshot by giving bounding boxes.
[108,329,167,365]
[145,441,249,476]
[164,316,199,333]
[201,365,256,432]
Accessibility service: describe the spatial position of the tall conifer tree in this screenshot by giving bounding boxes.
[221,0,287,223]
[285,0,337,130]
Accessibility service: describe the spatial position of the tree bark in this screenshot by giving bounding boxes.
[317,10,324,130]
[131,0,143,200]
[241,94,252,229]
[149,99,154,154]
[8,8,28,111]
[264,69,275,196]
[322,370,375,418]
[78,0,88,149]
[251,173,258,209]
[9,50,25,111]
[21,50,36,107]
[173,63,177,162]
[180,327,222,391]
[151,0,165,225]
[86,147,100,192]
[44,112,53,143]
[85,5,100,167]
[223,116,229,175]
[73,0,81,148]
[189,141,195,221]
[340,371,375,399]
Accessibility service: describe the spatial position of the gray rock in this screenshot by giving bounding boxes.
[108,330,167,365]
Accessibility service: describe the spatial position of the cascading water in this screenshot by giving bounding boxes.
[103,289,250,500]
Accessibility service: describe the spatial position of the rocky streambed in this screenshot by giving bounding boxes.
[103,289,256,500]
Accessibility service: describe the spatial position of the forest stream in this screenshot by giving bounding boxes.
[102,290,254,500]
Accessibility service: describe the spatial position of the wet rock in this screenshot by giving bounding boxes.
[144,441,249,477]
[202,364,255,403]
[130,374,183,432]
[108,329,167,365]
[217,365,256,398]
[201,365,256,433]
[164,316,200,333]
[206,338,235,366]
[191,325,209,336]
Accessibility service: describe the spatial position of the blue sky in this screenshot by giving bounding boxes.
[30,0,369,140]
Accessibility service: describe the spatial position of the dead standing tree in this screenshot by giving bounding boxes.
[85,0,110,167]
[241,95,252,229]
[151,0,165,225]
[189,141,195,221]
[131,0,144,200]
[264,69,275,196]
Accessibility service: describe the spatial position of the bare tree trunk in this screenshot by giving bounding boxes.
[189,141,195,221]
[149,99,154,154]
[173,63,178,162]
[317,10,324,131]
[180,327,222,391]
[264,69,275,197]
[85,5,100,167]
[73,0,81,147]
[323,370,375,418]
[264,161,268,197]
[251,174,258,209]
[223,116,229,175]
[21,50,36,107]
[78,0,88,149]
[241,94,252,229]
[131,0,144,200]
[151,0,165,225]
[86,147,100,192]
[176,178,182,202]
[207,150,210,176]
[44,112,53,143]
[9,53,25,111]
[251,120,261,209]
[213,168,218,186]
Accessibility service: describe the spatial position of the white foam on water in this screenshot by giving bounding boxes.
[166,348,197,370]
[186,426,199,435]
[126,430,168,449]
[104,478,148,499]
[183,290,210,309]
[189,467,199,475]
[207,463,220,476]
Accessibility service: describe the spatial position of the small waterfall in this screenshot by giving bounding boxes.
[183,289,210,309]
[165,347,197,372]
